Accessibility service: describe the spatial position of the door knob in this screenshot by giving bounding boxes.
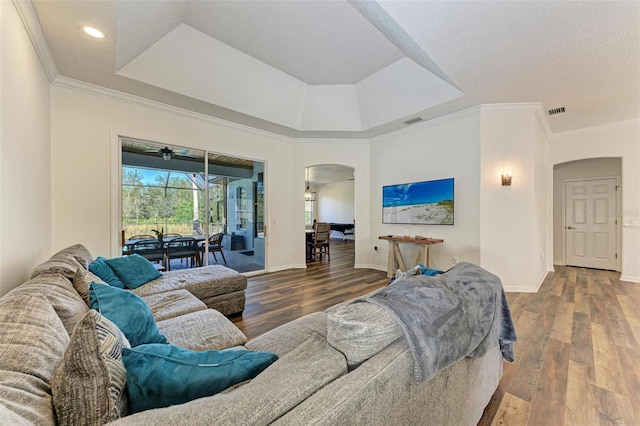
[567,226,575,230]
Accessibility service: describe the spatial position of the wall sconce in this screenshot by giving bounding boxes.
[501,170,513,186]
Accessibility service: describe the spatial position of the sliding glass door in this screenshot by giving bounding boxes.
[120,137,265,273]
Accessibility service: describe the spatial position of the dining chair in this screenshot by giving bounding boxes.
[165,237,200,271]
[129,234,155,240]
[130,239,167,269]
[200,232,227,265]
[307,222,331,262]
[163,233,183,239]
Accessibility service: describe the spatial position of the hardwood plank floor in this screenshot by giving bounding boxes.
[231,242,639,425]
[483,266,639,426]
[231,239,388,339]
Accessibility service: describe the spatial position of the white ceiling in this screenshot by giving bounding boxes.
[29,0,640,138]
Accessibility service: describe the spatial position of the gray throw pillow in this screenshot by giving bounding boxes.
[52,310,131,425]
[72,267,107,305]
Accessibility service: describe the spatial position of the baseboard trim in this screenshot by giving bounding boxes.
[354,263,385,272]
[619,275,640,283]
[269,264,306,272]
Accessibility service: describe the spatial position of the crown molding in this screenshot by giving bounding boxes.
[294,138,370,145]
[13,0,58,82]
[370,105,481,143]
[479,102,544,113]
[534,105,553,139]
[481,102,553,138]
[51,75,294,144]
[550,117,640,138]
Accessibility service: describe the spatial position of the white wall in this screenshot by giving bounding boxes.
[317,180,354,225]
[369,109,482,273]
[534,111,551,288]
[0,2,52,295]
[550,120,640,282]
[50,85,295,271]
[292,140,370,268]
[478,106,551,292]
[553,158,622,265]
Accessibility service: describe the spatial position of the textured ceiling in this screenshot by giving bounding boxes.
[29,0,640,138]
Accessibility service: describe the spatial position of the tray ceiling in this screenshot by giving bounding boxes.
[30,0,640,138]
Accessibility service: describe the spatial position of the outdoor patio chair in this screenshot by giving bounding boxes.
[166,237,201,270]
[130,239,167,269]
[129,234,155,240]
[200,232,227,265]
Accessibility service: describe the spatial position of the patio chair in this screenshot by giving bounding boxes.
[166,237,201,271]
[130,239,167,269]
[129,234,155,241]
[163,233,183,239]
[200,232,227,265]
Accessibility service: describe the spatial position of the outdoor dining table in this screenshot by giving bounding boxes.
[123,235,207,269]
[123,235,206,251]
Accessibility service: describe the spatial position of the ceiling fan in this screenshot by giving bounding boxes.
[142,145,199,162]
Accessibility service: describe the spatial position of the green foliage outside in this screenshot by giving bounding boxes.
[122,168,226,238]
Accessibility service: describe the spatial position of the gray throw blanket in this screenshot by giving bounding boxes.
[357,262,516,381]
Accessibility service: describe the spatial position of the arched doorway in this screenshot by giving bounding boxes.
[553,157,622,271]
[305,164,355,265]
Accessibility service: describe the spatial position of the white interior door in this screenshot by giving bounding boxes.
[565,179,617,270]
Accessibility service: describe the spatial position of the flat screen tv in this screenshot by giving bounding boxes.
[382,178,454,225]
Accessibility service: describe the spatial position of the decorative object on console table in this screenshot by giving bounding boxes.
[378,235,444,278]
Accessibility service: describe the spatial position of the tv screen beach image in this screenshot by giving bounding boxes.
[383,178,454,225]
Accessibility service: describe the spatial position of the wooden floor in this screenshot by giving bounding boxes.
[231,242,640,425]
[482,266,639,426]
[231,239,388,339]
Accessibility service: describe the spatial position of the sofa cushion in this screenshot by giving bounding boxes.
[89,257,125,289]
[156,309,246,351]
[52,310,131,425]
[62,243,94,268]
[89,283,167,347]
[0,294,70,424]
[108,337,347,425]
[326,301,402,364]
[30,248,83,280]
[122,344,278,413]
[141,290,207,322]
[246,312,327,357]
[73,267,107,305]
[131,265,246,300]
[5,272,89,336]
[29,244,93,279]
[104,254,162,289]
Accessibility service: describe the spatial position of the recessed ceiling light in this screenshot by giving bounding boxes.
[83,26,105,39]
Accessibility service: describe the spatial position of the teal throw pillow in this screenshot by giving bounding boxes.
[122,344,278,413]
[89,282,167,347]
[89,257,125,289]
[104,254,162,289]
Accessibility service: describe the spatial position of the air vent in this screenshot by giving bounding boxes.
[547,107,566,116]
[403,117,424,125]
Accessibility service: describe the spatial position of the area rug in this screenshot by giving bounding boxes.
[240,251,254,256]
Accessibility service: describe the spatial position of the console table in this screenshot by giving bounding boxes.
[378,235,444,278]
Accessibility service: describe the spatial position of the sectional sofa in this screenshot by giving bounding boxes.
[0,244,508,425]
